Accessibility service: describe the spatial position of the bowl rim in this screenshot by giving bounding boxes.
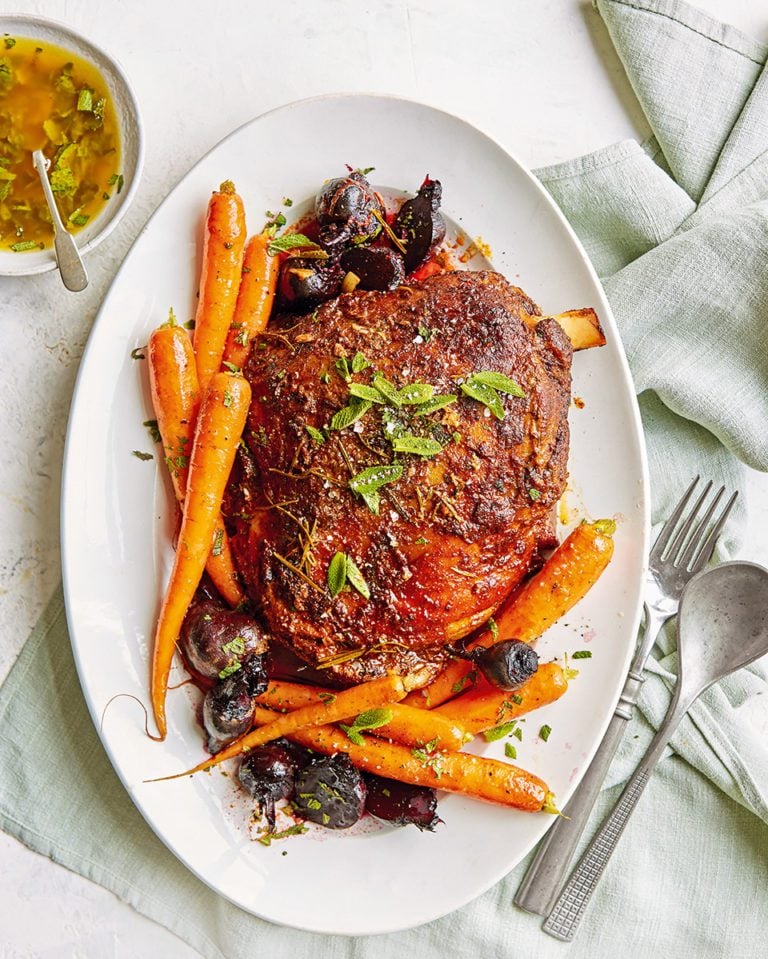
[0,13,145,277]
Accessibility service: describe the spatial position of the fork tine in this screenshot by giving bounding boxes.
[664,479,713,564]
[676,485,724,570]
[649,475,700,560]
[690,490,739,573]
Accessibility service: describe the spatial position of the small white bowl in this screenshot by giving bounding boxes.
[0,14,144,277]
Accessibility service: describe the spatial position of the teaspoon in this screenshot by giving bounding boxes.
[32,149,89,292]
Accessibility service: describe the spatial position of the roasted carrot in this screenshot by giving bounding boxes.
[151,674,408,778]
[280,723,556,813]
[151,371,252,739]
[193,180,247,392]
[434,661,570,735]
[255,679,471,751]
[147,325,244,607]
[223,232,279,369]
[407,519,616,708]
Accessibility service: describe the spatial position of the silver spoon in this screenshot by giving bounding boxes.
[543,560,768,941]
[32,149,89,292]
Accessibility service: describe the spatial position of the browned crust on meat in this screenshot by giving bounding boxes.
[225,271,572,684]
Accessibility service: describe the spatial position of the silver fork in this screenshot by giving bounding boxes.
[514,477,738,919]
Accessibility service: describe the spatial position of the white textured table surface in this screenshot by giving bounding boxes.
[1,1,766,956]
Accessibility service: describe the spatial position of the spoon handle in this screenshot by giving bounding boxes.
[32,150,88,293]
[542,690,691,942]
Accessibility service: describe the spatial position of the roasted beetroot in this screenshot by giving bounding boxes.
[315,170,385,246]
[341,246,405,291]
[293,753,367,829]
[393,176,446,272]
[277,255,344,311]
[180,599,269,680]
[202,655,268,752]
[470,638,539,690]
[239,738,312,828]
[364,775,441,831]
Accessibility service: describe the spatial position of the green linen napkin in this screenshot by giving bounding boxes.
[2,1,767,956]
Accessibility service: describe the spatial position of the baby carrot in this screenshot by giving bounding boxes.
[151,674,408,778]
[434,661,570,735]
[193,180,246,392]
[223,232,279,370]
[147,326,244,608]
[282,724,556,813]
[150,371,251,739]
[407,520,616,709]
[255,679,471,751]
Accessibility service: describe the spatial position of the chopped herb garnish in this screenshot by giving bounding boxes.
[318,692,337,704]
[411,738,445,778]
[572,650,592,659]
[451,669,476,695]
[539,724,552,742]
[222,636,246,657]
[414,536,428,545]
[487,617,499,641]
[77,87,93,112]
[267,233,322,256]
[504,742,517,760]
[223,390,234,408]
[356,166,375,175]
[4,37,16,49]
[513,726,523,741]
[511,694,523,705]
[143,419,161,444]
[483,720,517,742]
[211,529,225,556]
[10,240,39,252]
[528,488,541,501]
[107,172,124,194]
[417,324,433,342]
[282,197,293,207]
[218,660,242,680]
[305,424,325,445]
[351,352,370,373]
[390,435,443,457]
[222,360,241,373]
[256,822,308,845]
[131,450,153,461]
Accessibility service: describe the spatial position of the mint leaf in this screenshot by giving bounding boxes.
[267,233,322,255]
[460,378,504,420]
[349,463,402,497]
[470,371,525,397]
[327,552,347,597]
[305,425,325,445]
[414,394,458,416]
[348,382,386,403]
[391,435,443,457]
[330,398,371,431]
[371,373,402,407]
[351,352,370,373]
[345,555,370,599]
[397,383,434,405]
[483,721,517,742]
